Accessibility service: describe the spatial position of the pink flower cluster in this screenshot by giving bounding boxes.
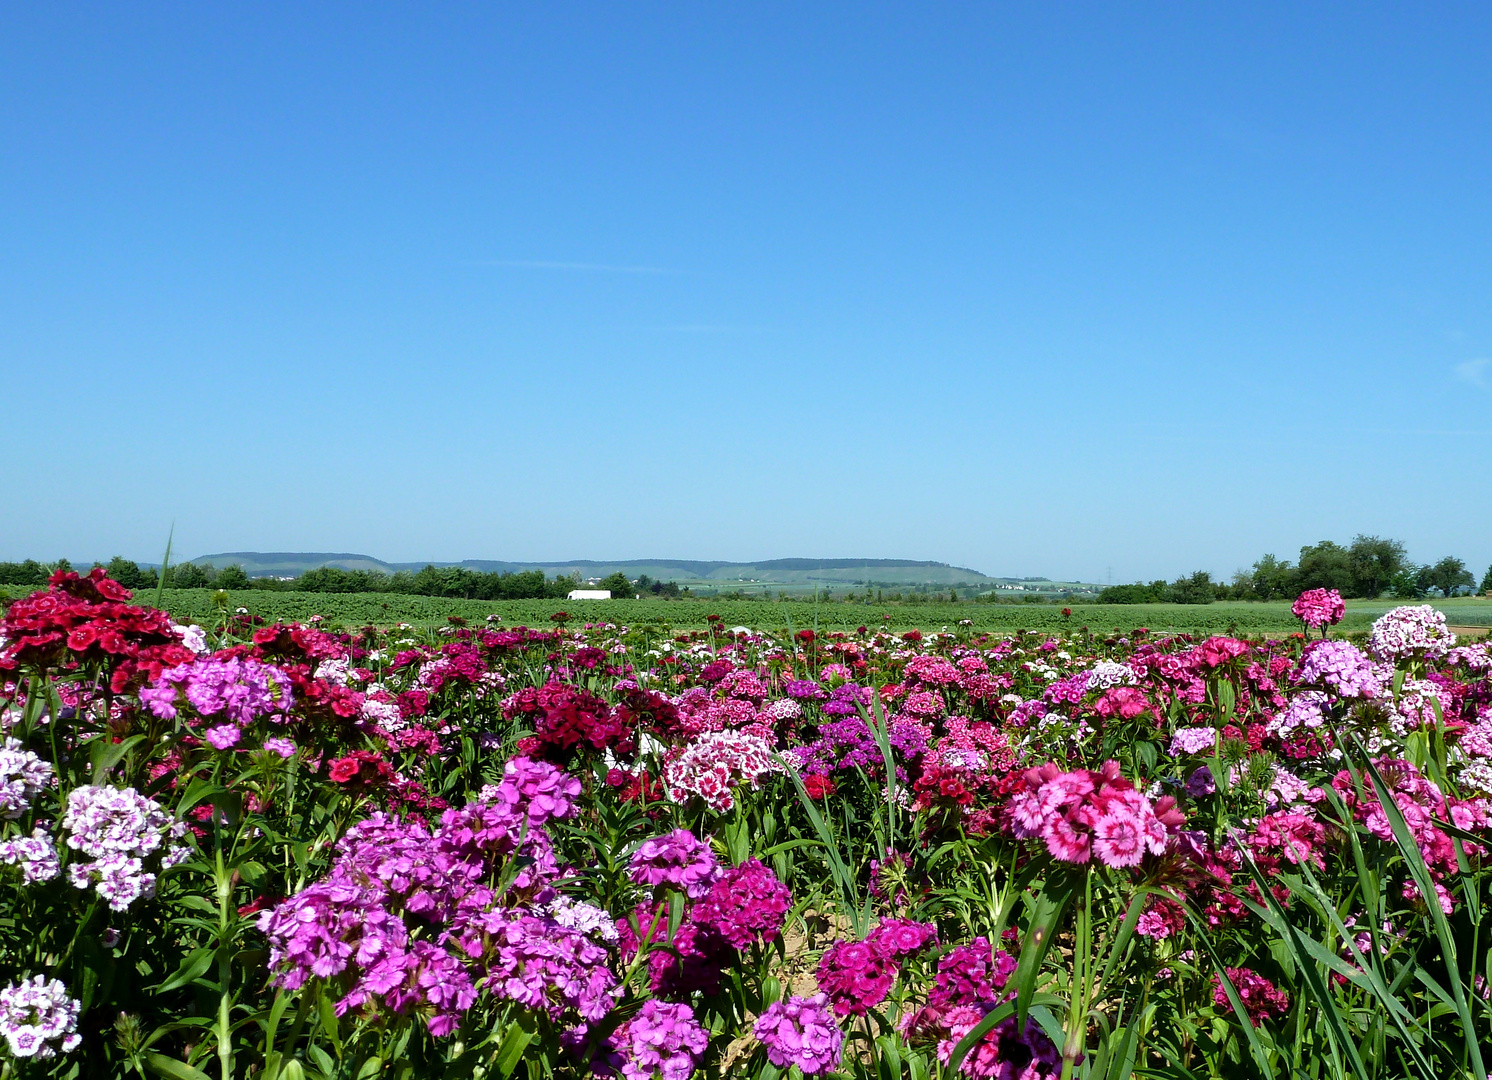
[1291,589,1345,629]
[1212,967,1289,1025]
[691,858,792,949]
[1005,761,1184,868]
[258,756,611,1036]
[607,1000,708,1080]
[1295,640,1383,699]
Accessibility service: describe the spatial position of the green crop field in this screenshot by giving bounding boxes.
[140,589,1492,636]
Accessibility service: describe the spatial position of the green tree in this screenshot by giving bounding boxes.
[1247,554,1296,600]
[1170,570,1217,605]
[1390,565,1425,599]
[169,562,210,588]
[1296,541,1354,593]
[1345,535,1407,598]
[597,572,634,597]
[215,565,249,589]
[1480,564,1492,595]
[1419,556,1475,598]
[104,556,147,590]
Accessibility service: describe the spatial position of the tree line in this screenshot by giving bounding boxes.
[1097,536,1491,605]
[0,560,698,602]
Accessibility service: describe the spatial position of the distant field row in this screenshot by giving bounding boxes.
[140,590,1492,636]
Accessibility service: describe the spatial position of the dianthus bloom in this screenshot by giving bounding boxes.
[691,859,791,949]
[930,937,1016,1009]
[783,679,827,701]
[610,1000,708,1080]
[870,918,938,959]
[0,739,52,819]
[628,829,720,899]
[1296,640,1383,699]
[936,1010,1062,1079]
[0,827,60,885]
[486,756,582,827]
[1169,727,1218,755]
[1005,761,1183,868]
[0,976,81,1059]
[1212,967,1289,1025]
[61,785,189,910]
[816,937,897,1016]
[663,731,782,813]
[1369,605,1455,662]
[140,656,294,726]
[754,993,843,1075]
[1292,589,1345,630]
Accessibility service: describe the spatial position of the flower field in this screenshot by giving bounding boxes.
[0,571,1490,1079]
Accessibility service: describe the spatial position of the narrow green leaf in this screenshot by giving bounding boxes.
[144,1054,212,1080]
[155,947,215,993]
[1012,873,1076,1026]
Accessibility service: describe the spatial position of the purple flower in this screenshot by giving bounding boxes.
[204,724,242,751]
[487,756,583,827]
[870,918,938,959]
[930,937,1016,1010]
[783,679,827,702]
[263,737,297,758]
[754,993,842,1075]
[817,937,896,1017]
[628,829,720,899]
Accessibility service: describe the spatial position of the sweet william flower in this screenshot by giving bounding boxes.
[754,993,842,1075]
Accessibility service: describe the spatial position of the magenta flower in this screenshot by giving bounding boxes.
[1212,967,1289,1025]
[816,938,896,1017]
[691,858,791,949]
[1292,589,1345,630]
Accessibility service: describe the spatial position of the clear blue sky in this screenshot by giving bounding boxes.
[3,4,1489,583]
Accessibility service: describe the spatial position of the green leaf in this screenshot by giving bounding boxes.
[493,1017,536,1077]
[144,1054,213,1080]
[90,733,146,782]
[155,947,215,993]
[1012,872,1076,1026]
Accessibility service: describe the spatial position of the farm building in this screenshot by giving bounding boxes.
[567,589,612,600]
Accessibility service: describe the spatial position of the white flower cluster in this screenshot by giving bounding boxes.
[664,731,782,813]
[0,739,53,819]
[0,827,60,885]
[1087,660,1137,690]
[61,786,189,911]
[0,976,81,1060]
[1369,605,1456,662]
[541,895,619,944]
[172,623,210,655]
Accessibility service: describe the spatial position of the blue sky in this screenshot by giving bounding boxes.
[2,3,1489,583]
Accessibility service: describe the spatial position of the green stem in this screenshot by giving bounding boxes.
[214,826,234,1080]
[1060,869,1094,1080]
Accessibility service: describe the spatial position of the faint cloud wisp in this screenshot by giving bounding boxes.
[1455,358,1490,387]
[469,259,671,274]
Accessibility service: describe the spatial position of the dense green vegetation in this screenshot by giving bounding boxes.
[1099,535,1489,604]
[122,589,1492,635]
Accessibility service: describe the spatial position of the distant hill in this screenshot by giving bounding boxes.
[189,552,1026,589]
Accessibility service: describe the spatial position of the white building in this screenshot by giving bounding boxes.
[567,589,612,600]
